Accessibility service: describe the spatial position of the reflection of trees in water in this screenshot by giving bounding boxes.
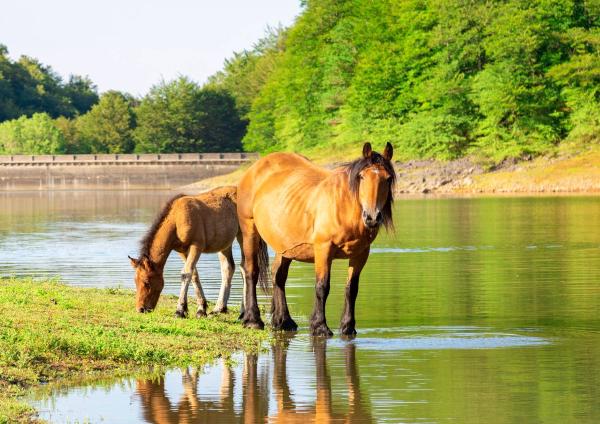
[135,336,372,423]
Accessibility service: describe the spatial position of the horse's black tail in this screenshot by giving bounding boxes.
[257,237,271,295]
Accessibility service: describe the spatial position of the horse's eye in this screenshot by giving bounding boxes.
[144,280,151,287]
[359,174,364,180]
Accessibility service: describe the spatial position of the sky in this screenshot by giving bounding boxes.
[0,0,301,96]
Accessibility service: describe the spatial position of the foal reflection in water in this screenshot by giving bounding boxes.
[128,186,269,317]
[135,337,372,423]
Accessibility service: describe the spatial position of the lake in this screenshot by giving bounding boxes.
[2,191,600,423]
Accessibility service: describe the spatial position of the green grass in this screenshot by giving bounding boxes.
[0,277,269,423]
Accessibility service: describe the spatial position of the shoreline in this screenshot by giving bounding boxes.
[179,147,600,196]
[0,278,269,423]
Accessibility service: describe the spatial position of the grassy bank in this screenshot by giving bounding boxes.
[461,148,600,193]
[0,278,269,423]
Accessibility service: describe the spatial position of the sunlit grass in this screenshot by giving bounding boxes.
[0,277,268,423]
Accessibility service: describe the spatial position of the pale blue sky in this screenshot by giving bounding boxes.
[0,0,301,96]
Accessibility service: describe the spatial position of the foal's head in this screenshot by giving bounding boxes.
[347,142,395,229]
[129,255,164,312]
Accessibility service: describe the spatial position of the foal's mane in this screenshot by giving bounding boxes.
[344,151,396,231]
[139,194,186,259]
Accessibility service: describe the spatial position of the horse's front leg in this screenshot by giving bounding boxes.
[176,246,201,318]
[271,253,297,331]
[340,248,369,337]
[191,268,208,317]
[310,243,333,337]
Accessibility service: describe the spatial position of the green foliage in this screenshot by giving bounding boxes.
[0,45,98,121]
[134,77,245,153]
[0,113,65,154]
[75,91,136,153]
[207,26,286,119]
[212,0,600,160]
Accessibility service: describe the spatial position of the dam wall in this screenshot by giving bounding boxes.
[0,153,257,190]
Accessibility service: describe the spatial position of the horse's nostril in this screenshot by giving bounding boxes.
[376,211,383,222]
[138,307,145,313]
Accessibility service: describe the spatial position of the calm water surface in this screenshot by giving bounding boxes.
[2,191,600,423]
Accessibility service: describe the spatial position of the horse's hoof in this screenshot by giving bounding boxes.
[311,323,333,338]
[210,307,228,315]
[237,311,244,321]
[243,319,265,330]
[175,310,188,319]
[340,325,357,339]
[195,310,207,318]
[272,317,298,332]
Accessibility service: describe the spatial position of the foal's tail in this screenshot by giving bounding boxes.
[257,237,271,295]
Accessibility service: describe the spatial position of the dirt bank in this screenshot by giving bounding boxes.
[180,148,600,195]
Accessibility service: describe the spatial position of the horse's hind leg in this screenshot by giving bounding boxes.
[239,218,264,330]
[213,247,235,314]
[176,246,202,318]
[271,254,297,331]
[237,232,247,320]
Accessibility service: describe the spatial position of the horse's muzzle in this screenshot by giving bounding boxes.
[362,209,382,228]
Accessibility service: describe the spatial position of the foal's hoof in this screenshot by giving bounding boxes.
[272,316,298,332]
[175,310,188,319]
[243,318,265,330]
[311,323,333,338]
[195,310,207,318]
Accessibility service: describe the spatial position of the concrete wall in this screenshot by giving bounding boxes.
[0,153,257,190]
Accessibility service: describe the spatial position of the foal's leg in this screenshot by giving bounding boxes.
[310,243,334,337]
[191,268,208,317]
[213,247,235,314]
[176,246,202,318]
[271,253,297,331]
[176,253,190,318]
[340,248,369,337]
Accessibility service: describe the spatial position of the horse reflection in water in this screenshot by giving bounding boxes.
[135,337,372,423]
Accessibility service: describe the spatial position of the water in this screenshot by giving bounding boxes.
[2,192,600,423]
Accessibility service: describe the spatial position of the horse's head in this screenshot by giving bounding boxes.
[129,254,164,312]
[348,142,395,230]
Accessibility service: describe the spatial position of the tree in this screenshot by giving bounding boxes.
[0,45,99,122]
[76,91,136,153]
[63,75,99,116]
[0,113,66,154]
[134,77,245,153]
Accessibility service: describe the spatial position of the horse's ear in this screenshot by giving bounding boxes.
[128,255,139,268]
[140,255,155,271]
[383,142,393,161]
[362,142,372,159]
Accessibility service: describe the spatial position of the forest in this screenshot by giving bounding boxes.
[1,0,599,160]
[0,48,244,154]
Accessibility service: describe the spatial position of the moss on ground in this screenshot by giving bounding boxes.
[0,278,269,423]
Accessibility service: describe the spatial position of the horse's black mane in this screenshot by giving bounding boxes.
[139,194,186,259]
[344,151,396,231]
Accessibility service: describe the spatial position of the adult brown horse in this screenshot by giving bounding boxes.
[238,142,395,336]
